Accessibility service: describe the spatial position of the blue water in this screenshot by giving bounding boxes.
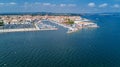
[0,14,120,67]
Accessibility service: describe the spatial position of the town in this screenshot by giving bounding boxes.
[0,15,98,33]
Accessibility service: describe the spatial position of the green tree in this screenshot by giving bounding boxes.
[67,19,74,25]
[0,20,4,26]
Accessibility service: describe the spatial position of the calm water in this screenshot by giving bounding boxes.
[0,14,120,67]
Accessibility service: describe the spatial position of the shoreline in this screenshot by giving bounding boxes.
[48,20,79,33]
[0,28,57,33]
[0,22,58,33]
[0,15,99,33]
[48,20,98,33]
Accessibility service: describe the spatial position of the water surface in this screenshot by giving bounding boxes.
[0,14,120,67]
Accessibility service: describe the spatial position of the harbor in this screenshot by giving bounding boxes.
[0,15,98,33]
[0,21,58,33]
[48,19,98,33]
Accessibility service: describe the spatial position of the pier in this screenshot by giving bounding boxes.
[0,28,57,33]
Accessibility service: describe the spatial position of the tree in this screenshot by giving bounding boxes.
[68,19,74,24]
[0,20,4,26]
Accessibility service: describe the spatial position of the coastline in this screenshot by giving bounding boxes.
[49,20,98,33]
[0,28,57,33]
[0,15,98,33]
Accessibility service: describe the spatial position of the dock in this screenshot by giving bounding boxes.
[0,28,58,33]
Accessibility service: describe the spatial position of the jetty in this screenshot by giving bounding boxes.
[0,28,57,33]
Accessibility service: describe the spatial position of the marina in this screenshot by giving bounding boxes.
[49,19,98,33]
[0,15,98,33]
[0,21,58,33]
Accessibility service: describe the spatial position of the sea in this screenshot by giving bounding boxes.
[0,13,120,67]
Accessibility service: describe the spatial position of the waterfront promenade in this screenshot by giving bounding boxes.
[0,28,57,33]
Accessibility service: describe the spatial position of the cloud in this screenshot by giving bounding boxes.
[99,3,108,8]
[0,2,17,6]
[0,3,5,5]
[113,4,119,8]
[9,2,17,5]
[88,2,95,7]
[51,4,56,7]
[23,3,76,8]
[0,2,76,13]
[68,4,76,7]
[60,4,66,7]
[59,4,76,7]
[34,2,41,5]
[43,3,51,6]
[0,2,76,8]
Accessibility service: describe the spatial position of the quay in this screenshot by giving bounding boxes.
[0,28,57,33]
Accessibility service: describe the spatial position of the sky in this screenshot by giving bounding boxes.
[0,0,120,13]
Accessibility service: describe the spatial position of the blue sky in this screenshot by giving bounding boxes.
[0,0,120,13]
